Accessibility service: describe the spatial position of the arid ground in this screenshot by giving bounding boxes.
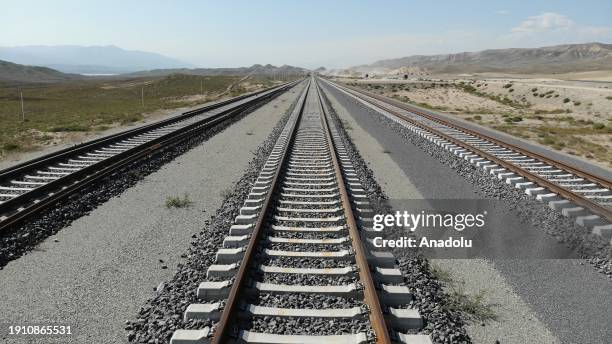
[340,71,612,167]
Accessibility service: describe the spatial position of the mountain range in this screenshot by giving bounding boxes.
[332,42,612,76]
[0,60,308,84]
[127,64,309,77]
[0,45,193,74]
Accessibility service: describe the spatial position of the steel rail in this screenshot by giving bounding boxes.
[0,80,301,233]
[314,80,392,343]
[325,79,612,222]
[0,82,296,181]
[210,80,310,344]
[338,82,612,190]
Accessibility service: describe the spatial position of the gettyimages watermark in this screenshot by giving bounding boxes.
[368,199,576,259]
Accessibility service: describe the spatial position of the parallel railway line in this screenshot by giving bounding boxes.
[0,81,299,233]
[322,78,612,241]
[170,78,431,343]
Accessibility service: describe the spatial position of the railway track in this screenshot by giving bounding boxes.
[0,80,300,233]
[321,78,612,242]
[170,78,431,343]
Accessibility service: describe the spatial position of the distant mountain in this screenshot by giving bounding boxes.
[339,42,612,76]
[0,59,78,83]
[128,64,309,77]
[0,45,194,74]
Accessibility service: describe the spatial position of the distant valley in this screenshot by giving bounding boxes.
[0,45,193,74]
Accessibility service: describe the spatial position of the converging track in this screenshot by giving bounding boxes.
[170,78,431,343]
[322,79,612,242]
[0,81,299,233]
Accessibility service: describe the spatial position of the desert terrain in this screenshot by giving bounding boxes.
[339,73,612,167]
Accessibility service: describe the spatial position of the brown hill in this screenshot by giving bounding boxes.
[349,42,612,75]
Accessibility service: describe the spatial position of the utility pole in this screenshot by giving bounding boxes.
[141,87,144,107]
[200,78,203,95]
[20,91,25,122]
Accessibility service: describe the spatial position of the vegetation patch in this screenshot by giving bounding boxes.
[165,194,193,208]
[430,264,497,322]
[0,74,279,157]
[455,83,526,108]
[348,80,611,166]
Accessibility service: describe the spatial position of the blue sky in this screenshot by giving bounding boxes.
[1,0,611,68]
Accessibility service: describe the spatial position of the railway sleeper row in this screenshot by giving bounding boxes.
[328,81,612,245]
[0,83,296,227]
[170,81,432,343]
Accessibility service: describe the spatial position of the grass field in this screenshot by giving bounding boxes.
[0,74,279,156]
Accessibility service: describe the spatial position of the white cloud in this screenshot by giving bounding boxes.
[500,12,611,48]
[511,12,574,33]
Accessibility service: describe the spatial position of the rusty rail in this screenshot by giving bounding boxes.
[211,80,310,344]
[315,80,392,343]
[212,79,393,343]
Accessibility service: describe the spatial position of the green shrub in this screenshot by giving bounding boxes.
[503,83,512,88]
[473,115,482,120]
[48,124,90,132]
[2,143,19,151]
[573,101,581,106]
[563,98,570,103]
[531,88,538,92]
[165,194,193,208]
[593,123,605,130]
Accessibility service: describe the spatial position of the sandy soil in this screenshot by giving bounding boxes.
[340,75,612,167]
[476,70,612,82]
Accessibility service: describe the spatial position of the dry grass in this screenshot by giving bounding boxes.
[430,264,497,322]
[0,74,277,157]
[165,194,193,208]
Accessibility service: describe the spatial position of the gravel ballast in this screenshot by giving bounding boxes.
[0,89,293,269]
[320,81,612,344]
[320,89,471,344]
[334,85,611,275]
[0,84,305,344]
[125,89,303,343]
[130,82,459,343]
